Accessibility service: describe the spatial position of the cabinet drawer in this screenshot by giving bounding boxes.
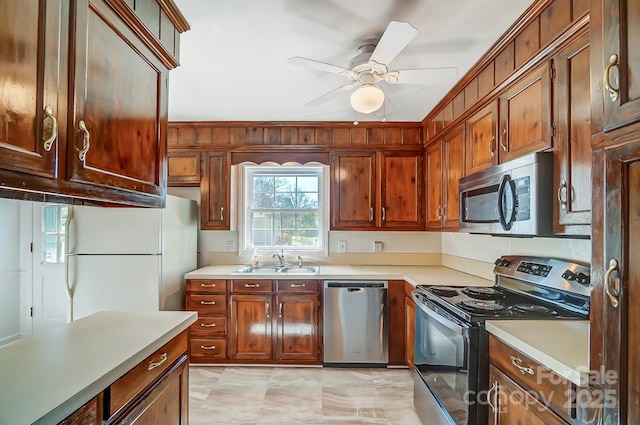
[189,316,226,336]
[186,279,228,293]
[190,338,228,361]
[232,280,274,293]
[490,335,573,418]
[109,331,187,417]
[277,280,318,293]
[185,294,227,314]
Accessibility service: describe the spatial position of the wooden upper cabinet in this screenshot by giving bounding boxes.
[426,125,464,230]
[167,150,202,186]
[553,31,591,235]
[230,294,273,360]
[499,61,553,163]
[379,152,423,230]
[598,0,640,131]
[201,151,230,230]
[331,150,424,230]
[465,101,498,175]
[68,0,167,199]
[0,0,64,179]
[331,151,377,230]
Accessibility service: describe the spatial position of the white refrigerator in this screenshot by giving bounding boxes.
[65,195,197,321]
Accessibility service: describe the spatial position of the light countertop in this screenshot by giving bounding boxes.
[0,311,197,425]
[485,320,590,387]
[185,264,493,287]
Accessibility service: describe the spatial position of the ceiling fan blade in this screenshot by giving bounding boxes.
[305,82,357,107]
[287,56,350,75]
[390,67,459,84]
[369,21,418,66]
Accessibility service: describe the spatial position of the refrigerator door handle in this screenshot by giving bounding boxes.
[64,206,75,322]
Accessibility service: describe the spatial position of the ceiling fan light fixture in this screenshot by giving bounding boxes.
[350,84,385,114]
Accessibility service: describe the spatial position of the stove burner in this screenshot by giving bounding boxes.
[427,286,459,297]
[458,300,506,313]
[463,286,505,300]
[511,304,557,315]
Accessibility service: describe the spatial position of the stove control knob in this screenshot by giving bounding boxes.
[562,270,578,281]
[576,273,590,286]
[496,259,511,267]
[494,258,503,266]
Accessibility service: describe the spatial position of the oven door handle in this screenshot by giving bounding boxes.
[412,292,470,336]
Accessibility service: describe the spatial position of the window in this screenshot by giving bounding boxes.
[42,205,68,263]
[241,164,327,253]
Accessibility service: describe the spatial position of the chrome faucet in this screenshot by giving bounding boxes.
[273,249,285,267]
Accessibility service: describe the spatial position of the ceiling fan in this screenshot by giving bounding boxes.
[288,21,458,114]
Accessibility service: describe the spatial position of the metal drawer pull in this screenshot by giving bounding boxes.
[290,283,306,288]
[201,283,216,288]
[245,283,259,288]
[487,381,497,412]
[369,207,374,222]
[510,356,534,375]
[265,302,270,318]
[43,106,57,151]
[278,302,283,318]
[220,206,224,220]
[77,120,91,161]
[147,352,168,370]
[605,258,621,308]
[200,300,216,305]
[381,207,386,222]
[200,345,216,350]
[557,180,568,210]
[200,323,216,327]
[604,54,620,101]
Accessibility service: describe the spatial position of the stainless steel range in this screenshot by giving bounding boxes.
[412,255,590,425]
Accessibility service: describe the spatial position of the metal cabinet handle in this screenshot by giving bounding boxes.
[605,258,621,308]
[265,301,270,318]
[220,206,224,221]
[369,207,374,222]
[381,207,386,222]
[436,205,442,220]
[201,283,216,288]
[488,136,495,158]
[200,300,216,305]
[77,120,91,161]
[42,106,57,151]
[200,322,216,327]
[487,381,497,412]
[147,352,168,370]
[442,205,448,221]
[557,180,568,210]
[278,302,283,318]
[290,283,305,288]
[245,283,259,288]
[200,345,216,350]
[510,356,535,375]
[500,128,508,152]
[604,54,620,102]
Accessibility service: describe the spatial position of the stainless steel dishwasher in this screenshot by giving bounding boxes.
[323,280,388,367]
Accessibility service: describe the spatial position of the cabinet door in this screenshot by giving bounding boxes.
[379,152,424,229]
[489,366,568,425]
[168,150,202,186]
[553,32,592,235]
[405,295,415,368]
[0,0,65,178]
[499,62,553,163]
[275,294,319,362]
[599,0,640,130]
[113,357,188,425]
[69,0,167,199]
[331,151,376,230]
[230,294,272,360]
[442,125,464,229]
[591,141,640,424]
[425,141,443,229]
[201,151,230,230]
[59,395,101,425]
[465,101,498,175]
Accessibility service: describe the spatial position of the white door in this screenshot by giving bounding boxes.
[31,203,69,334]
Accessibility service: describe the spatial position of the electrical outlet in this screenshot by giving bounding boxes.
[338,240,347,253]
[374,241,383,253]
[227,241,236,252]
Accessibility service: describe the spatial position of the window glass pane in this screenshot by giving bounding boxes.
[297,176,318,192]
[58,236,66,263]
[43,207,58,233]
[43,235,58,263]
[253,192,274,208]
[275,176,296,192]
[298,193,318,208]
[298,212,319,228]
[254,176,273,193]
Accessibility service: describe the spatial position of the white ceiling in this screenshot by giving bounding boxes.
[168,0,534,123]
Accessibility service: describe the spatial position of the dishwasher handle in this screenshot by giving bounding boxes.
[325,280,388,289]
[347,288,363,293]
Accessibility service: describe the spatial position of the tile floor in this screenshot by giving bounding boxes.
[189,366,424,425]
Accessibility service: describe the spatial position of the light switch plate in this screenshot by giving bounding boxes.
[338,240,347,253]
[227,241,236,252]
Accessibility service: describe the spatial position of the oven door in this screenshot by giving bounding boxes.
[412,293,483,425]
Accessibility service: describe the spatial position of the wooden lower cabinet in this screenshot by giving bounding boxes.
[388,280,407,366]
[230,294,273,360]
[404,282,416,368]
[275,294,320,361]
[59,396,101,425]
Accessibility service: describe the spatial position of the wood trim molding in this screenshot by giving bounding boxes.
[168,121,422,129]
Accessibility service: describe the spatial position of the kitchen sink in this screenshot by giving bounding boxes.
[232,265,320,275]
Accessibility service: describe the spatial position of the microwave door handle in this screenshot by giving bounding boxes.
[412,292,469,336]
[505,179,517,229]
[497,175,510,231]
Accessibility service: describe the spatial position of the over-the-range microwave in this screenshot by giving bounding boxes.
[458,152,553,236]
